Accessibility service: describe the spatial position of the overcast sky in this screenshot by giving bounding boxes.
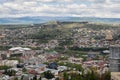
[0,0,120,18]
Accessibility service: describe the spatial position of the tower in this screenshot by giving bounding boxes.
[109,46,120,72]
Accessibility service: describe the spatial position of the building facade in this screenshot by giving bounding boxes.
[109,46,120,72]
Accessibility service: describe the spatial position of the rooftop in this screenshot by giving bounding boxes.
[9,47,31,51]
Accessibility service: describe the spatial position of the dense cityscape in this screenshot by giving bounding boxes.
[0,0,120,80]
[0,21,120,80]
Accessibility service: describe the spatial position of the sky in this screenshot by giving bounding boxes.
[0,0,120,18]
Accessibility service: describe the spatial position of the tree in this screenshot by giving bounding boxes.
[33,75,37,80]
[55,77,59,80]
[90,70,98,80]
[22,68,27,73]
[14,77,18,80]
[0,65,11,70]
[44,71,54,79]
[63,72,68,80]
[38,76,42,80]
[105,71,111,80]
[3,70,16,76]
[101,71,111,80]
[21,75,24,80]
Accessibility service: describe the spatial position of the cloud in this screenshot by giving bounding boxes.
[0,0,119,18]
[37,0,72,2]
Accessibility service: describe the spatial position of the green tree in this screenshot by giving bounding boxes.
[21,75,24,80]
[3,70,16,76]
[44,71,54,79]
[22,68,27,73]
[105,71,111,80]
[33,75,37,80]
[38,76,42,80]
[0,65,11,70]
[55,77,59,80]
[14,77,18,80]
[63,72,68,80]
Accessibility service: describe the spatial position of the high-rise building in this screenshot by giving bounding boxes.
[109,46,120,72]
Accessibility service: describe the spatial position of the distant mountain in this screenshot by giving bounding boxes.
[0,17,120,24]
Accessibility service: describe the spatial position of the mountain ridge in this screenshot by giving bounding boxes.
[0,17,120,24]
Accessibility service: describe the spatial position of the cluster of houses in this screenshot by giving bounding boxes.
[0,47,67,80]
[0,46,111,80]
[0,24,120,50]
